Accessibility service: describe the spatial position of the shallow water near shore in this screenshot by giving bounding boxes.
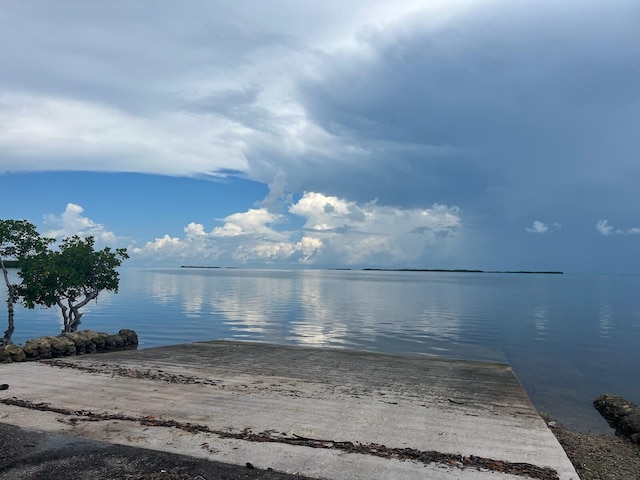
[5,267,640,433]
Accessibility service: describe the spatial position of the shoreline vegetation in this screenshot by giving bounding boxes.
[180,265,564,274]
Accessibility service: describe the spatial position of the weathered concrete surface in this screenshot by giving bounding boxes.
[0,341,579,480]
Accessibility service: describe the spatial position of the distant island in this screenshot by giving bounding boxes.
[180,265,238,269]
[361,268,564,274]
[181,265,221,268]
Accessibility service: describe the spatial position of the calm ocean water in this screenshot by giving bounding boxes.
[3,267,640,433]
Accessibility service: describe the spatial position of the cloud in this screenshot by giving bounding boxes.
[526,221,549,234]
[3,1,638,206]
[212,209,286,240]
[288,193,461,265]
[133,223,321,265]
[286,0,640,219]
[596,219,640,236]
[0,92,248,176]
[290,192,460,235]
[261,170,293,213]
[133,190,461,266]
[526,221,561,234]
[43,203,118,243]
[596,219,615,236]
[2,1,640,271]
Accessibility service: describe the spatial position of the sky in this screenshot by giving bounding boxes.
[1,0,639,273]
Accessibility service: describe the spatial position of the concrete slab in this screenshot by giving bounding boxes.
[0,341,579,480]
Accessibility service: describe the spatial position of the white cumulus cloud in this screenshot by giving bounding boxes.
[43,203,118,243]
[184,222,206,237]
[212,209,286,240]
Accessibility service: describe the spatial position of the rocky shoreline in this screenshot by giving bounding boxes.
[0,329,138,363]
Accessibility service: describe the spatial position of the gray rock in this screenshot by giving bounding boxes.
[62,331,88,354]
[4,344,26,363]
[104,334,124,350]
[118,329,138,347]
[0,347,12,364]
[93,332,107,352]
[594,394,640,444]
[49,336,76,357]
[23,338,52,360]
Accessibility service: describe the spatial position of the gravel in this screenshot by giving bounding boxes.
[552,426,640,480]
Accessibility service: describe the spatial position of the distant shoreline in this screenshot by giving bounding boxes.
[180,265,563,274]
[361,268,564,274]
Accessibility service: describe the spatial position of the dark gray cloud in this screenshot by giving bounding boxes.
[291,0,640,224]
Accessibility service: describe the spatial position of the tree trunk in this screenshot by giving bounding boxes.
[63,291,98,332]
[57,299,70,333]
[0,257,15,345]
[68,305,83,332]
[2,286,16,345]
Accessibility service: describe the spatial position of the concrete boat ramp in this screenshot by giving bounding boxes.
[0,341,579,479]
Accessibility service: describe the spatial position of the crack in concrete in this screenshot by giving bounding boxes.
[1,397,559,480]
